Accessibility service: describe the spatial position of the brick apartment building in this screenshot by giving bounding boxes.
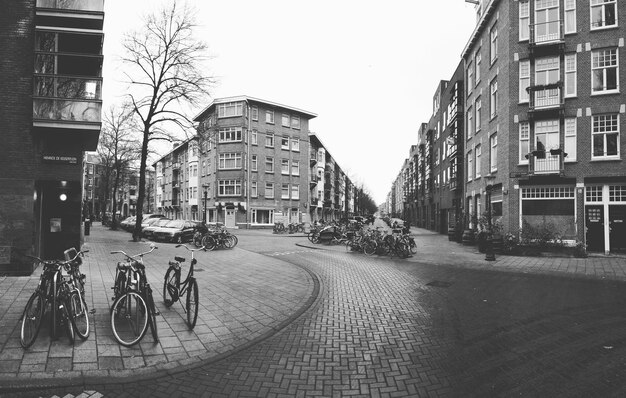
[463,0,626,254]
[0,0,104,274]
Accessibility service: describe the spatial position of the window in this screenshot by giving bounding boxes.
[291,116,300,129]
[265,156,274,173]
[219,153,242,169]
[535,56,560,107]
[467,150,473,181]
[565,0,576,33]
[591,0,617,29]
[217,102,243,118]
[291,139,299,152]
[535,0,560,43]
[467,61,474,94]
[565,53,577,97]
[266,134,274,147]
[251,129,258,145]
[519,60,530,103]
[219,127,242,143]
[291,160,300,176]
[490,79,498,118]
[519,0,530,40]
[281,137,290,150]
[475,144,482,178]
[265,182,274,199]
[251,181,258,197]
[519,122,530,164]
[475,97,481,133]
[282,114,290,127]
[475,49,482,84]
[467,105,473,139]
[592,48,619,94]
[291,184,299,200]
[592,114,620,159]
[251,155,258,171]
[565,117,577,162]
[281,159,289,174]
[281,183,290,199]
[218,180,241,196]
[490,133,498,172]
[251,106,258,121]
[265,110,274,124]
[490,25,498,64]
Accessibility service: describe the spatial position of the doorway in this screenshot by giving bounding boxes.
[585,206,604,252]
[609,205,626,253]
[225,209,236,228]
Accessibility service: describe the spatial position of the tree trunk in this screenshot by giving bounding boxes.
[111,170,120,230]
[132,124,150,241]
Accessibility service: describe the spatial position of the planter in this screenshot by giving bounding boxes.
[447,227,456,241]
[461,229,475,246]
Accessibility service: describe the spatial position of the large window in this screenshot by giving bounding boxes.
[519,60,530,103]
[281,158,289,174]
[592,48,619,94]
[467,105,473,139]
[467,61,474,94]
[490,79,498,118]
[467,150,473,181]
[475,97,481,133]
[217,102,243,118]
[519,0,530,40]
[519,122,530,164]
[475,49,482,85]
[490,133,498,172]
[291,160,300,176]
[281,183,290,199]
[535,0,560,43]
[252,209,273,224]
[565,0,577,33]
[291,184,300,200]
[265,110,274,124]
[282,114,290,127]
[490,25,498,64]
[591,0,617,29]
[564,117,577,162]
[475,144,482,178]
[265,182,274,199]
[218,153,242,169]
[251,181,258,197]
[291,116,300,129]
[592,114,620,159]
[251,106,258,121]
[265,156,274,173]
[219,127,242,143]
[251,155,257,171]
[218,180,241,196]
[265,134,274,148]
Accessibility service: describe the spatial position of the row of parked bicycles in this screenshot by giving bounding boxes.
[272,221,305,234]
[20,242,204,349]
[307,222,417,259]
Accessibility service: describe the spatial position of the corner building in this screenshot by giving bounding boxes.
[193,96,316,228]
[463,0,626,254]
[0,0,104,274]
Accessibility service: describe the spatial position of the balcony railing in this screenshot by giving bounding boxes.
[34,75,102,100]
[33,98,101,123]
[37,0,104,12]
[530,20,564,45]
[527,149,566,175]
[528,83,563,112]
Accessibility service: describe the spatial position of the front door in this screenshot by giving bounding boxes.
[609,205,626,253]
[586,206,604,252]
[225,209,236,228]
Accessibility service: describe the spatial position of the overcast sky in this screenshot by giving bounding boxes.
[102,0,478,205]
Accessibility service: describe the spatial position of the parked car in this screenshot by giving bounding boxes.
[142,218,172,240]
[141,217,166,232]
[120,216,136,231]
[152,220,198,243]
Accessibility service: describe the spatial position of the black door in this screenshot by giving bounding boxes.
[585,206,604,252]
[609,205,626,253]
[39,180,82,260]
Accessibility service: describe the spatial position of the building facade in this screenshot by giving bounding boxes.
[1,0,104,274]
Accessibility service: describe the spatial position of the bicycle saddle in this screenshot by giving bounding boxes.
[175,256,185,262]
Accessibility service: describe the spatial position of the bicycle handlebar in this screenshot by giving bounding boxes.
[26,248,89,267]
[111,245,157,261]
[175,244,205,252]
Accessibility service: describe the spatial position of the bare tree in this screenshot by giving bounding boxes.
[121,1,215,241]
[97,104,140,229]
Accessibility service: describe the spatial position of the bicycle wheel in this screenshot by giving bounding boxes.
[224,235,236,249]
[202,235,216,251]
[60,299,75,344]
[20,292,44,349]
[144,285,159,343]
[363,241,377,256]
[229,234,238,247]
[193,232,203,248]
[186,278,199,329]
[68,291,90,340]
[163,267,179,307]
[112,269,126,303]
[409,239,417,254]
[111,291,148,347]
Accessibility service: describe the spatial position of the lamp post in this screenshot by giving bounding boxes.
[484,176,496,261]
[202,183,209,223]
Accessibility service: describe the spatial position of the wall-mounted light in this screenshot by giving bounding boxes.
[59,193,68,201]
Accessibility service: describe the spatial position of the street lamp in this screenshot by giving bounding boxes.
[484,175,496,261]
[202,183,209,223]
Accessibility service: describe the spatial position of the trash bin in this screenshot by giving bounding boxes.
[84,219,91,236]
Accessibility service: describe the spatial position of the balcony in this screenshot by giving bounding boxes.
[528,83,564,114]
[37,0,105,30]
[37,0,104,12]
[310,175,318,188]
[311,197,319,207]
[527,149,566,176]
[530,20,564,47]
[172,162,181,171]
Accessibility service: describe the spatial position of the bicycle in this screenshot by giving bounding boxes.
[163,244,201,329]
[202,227,237,251]
[110,244,159,347]
[20,250,88,348]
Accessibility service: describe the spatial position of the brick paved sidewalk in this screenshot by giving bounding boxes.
[0,224,315,390]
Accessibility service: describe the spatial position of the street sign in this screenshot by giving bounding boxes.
[509,172,528,178]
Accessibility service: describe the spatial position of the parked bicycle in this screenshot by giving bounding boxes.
[110,244,159,347]
[20,249,90,348]
[163,244,201,329]
[201,226,238,251]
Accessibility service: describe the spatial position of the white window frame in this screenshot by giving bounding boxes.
[565,53,577,97]
[291,139,299,152]
[282,114,290,127]
[291,116,300,129]
[467,105,473,140]
[591,48,619,94]
[251,129,257,145]
[264,182,274,199]
[475,49,482,84]
[475,143,482,178]
[217,102,243,118]
[251,106,258,121]
[218,153,242,170]
[490,78,498,118]
[291,160,300,176]
[281,158,289,175]
[475,97,481,133]
[564,117,577,162]
[519,122,530,164]
[467,150,473,181]
[265,156,274,173]
[592,114,620,159]
[251,181,258,197]
[281,137,290,150]
[490,133,498,172]
[490,25,498,64]
[218,127,242,143]
[265,134,274,148]
[218,179,241,197]
[590,0,618,30]
[519,60,530,103]
[467,61,474,95]
[281,183,290,199]
[251,155,257,171]
[265,110,274,124]
[565,0,577,33]
[519,0,530,41]
[535,0,561,43]
[291,184,300,200]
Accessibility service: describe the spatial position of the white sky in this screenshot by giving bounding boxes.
[102,0,478,205]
